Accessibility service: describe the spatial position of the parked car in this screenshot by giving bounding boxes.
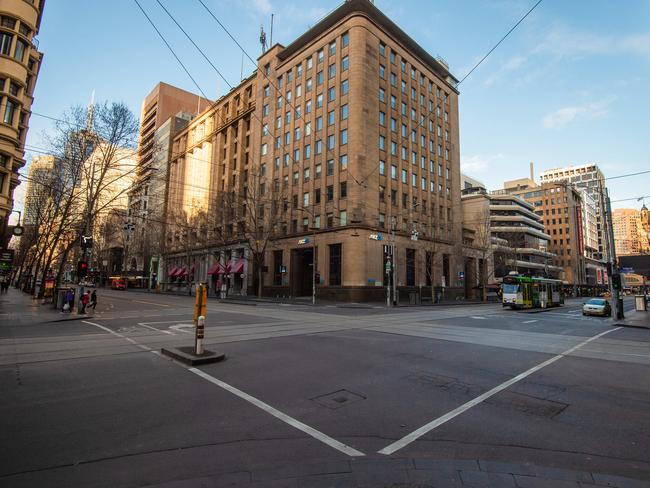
[582,298,612,317]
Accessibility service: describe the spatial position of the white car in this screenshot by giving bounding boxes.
[582,298,612,317]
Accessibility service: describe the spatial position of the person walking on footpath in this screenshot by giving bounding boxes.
[80,291,90,314]
[64,289,74,312]
[89,290,98,312]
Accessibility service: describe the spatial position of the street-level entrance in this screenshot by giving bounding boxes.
[291,247,314,297]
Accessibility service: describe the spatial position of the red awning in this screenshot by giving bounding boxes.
[207,262,225,275]
[230,259,245,275]
[177,266,188,277]
[168,267,179,277]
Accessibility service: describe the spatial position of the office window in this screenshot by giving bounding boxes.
[262,104,269,116]
[296,84,302,97]
[306,78,313,92]
[340,181,347,198]
[390,72,397,86]
[391,117,397,132]
[327,159,334,175]
[379,135,386,150]
[411,173,416,187]
[294,148,300,162]
[341,79,349,95]
[305,122,312,135]
[328,86,336,102]
[340,129,348,145]
[379,185,385,200]
[379,42,385,56]
[401,80,407,93]
[261,143,268,155]
[294,127,301,141]
[316,116,322,130]
[307,57,313,70]
[390,95,396,109]
[401,146,407,160]
[341,104,349,120]
[391,141,397,156]
[329,41,336,55]
[328,63,336,79]
[379,111,385,126]
[296,63,303,77]
[328,110,335,126]
[401,102,407,116]
[263,85,270,97]
[316,93,323,108]
[0,33,13,56]
[318,49,324,63]
[401,169,407,183]
[315,139,322,154]
[340,154,348,170]
[303,192,310,206]
[327,184,334,201]
[327,134,335,150]
[379,64,385,79]
[379,160,385,175]
[391,164,397,179]
[341,56,349,71]
[329,244,342,285]
[342,32,349,48]
[317,70,324,85]
[379,88,385,102]
[304,144,311,159]
[406,248,416,286]
[390,50,396,64]
[315,164,322,179]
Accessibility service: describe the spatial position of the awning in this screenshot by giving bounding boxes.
[207,262,226,275]
[177,266,188,277]
[229,259,245,275]
[168,267,179,277]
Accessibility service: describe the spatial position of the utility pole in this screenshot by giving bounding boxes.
[391,216,397,306]
[604,189,624,319]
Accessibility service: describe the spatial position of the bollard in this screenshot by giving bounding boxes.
[195,315,205,355]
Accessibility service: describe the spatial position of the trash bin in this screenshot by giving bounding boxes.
[635,295,647,311]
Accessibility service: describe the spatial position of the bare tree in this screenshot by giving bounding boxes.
[21,102,138,297]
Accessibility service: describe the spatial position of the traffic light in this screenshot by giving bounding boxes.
[77,260,88,278]
[612,273,622,291]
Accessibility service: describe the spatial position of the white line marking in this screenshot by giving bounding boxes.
[169,324,195,334]
[523,320,538,324]
[470,316,486,320]
[137,322,175,335]
[187,367,365,457]
[134,299,170,307]
[378,327,622,455]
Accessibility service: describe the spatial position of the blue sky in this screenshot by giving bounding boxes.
[15,0,650,221]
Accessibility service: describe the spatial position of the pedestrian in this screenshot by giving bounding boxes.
[89,290,98,311]
[80,291,90,314]
[65,289,74,312]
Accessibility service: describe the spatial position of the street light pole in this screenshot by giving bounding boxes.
[391,216,397,306]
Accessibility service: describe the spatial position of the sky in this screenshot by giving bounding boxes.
[13,0,650,223]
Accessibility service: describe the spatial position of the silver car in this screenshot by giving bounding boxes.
[582,298,612,317]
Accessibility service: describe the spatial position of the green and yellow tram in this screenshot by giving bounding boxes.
[501,275,564,309]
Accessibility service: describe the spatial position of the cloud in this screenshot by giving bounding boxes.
[542,98,613,129]
[484,27,650,87]
[461,153,505,174]
[250,0,272,15]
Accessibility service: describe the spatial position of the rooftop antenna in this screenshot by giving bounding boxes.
[270,13,274,47]
[259,24,267,54]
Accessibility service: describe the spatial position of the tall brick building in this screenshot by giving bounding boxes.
[164,0,466,301]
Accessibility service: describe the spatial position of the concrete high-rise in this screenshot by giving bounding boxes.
[0,0,45,245]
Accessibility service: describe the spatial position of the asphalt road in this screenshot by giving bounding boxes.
[1,289,648,488]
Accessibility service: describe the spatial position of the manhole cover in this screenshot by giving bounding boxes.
[311,389,366,409]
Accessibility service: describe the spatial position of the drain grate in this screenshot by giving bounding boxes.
[311,389,366,409]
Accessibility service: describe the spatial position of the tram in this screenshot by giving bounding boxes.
[501,274,564,309]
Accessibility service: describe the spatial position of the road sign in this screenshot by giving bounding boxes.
[458,271,465,278]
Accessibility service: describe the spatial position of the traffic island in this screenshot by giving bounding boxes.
[161,346,226,366]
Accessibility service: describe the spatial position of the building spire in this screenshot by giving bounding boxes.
[85,89,96,132]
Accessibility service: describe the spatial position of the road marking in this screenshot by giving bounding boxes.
[522,320,538,324]
[137,322,175,335]
[169,324,195,334]
[188,367,365,457]
[470,316,486,320]
[378,326,622,455]
[134,299,170,307]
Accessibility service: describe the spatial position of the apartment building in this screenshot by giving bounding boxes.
[540,164,611,263]
[127,83,209,279]
[163,0,466,302]
[507,181,588,285]
[463,187,560,281]
[613,206,650,256]
[0,0,45,246]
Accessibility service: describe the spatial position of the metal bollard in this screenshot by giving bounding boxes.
[195,315,205,355]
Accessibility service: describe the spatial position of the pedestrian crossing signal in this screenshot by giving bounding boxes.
[77,261,88,278]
